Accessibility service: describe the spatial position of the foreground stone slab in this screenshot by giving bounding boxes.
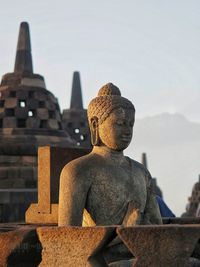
[26,146,90,224]
[0,225,41,267]
[117,225,200,267]
[37,226,116,267]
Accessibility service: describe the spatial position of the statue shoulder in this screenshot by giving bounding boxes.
[60,153,96,185]
[125,156,152,184]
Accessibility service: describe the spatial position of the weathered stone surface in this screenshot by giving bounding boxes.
[117,225,200,267]
[16,90,28,99]
[15,107,28,118]
[27,98,39,109]
[37,108,48,120]
[59,83,162,227]
[4,98,18,108]
[37,226,115,267]
[0,226,41,266]
[3,117,17,128]
[45,101,55,110]
[26,117,40,128]
[62,72,91,148]
[0,108,5,118]
[46,119,59,129]
[26,146,91,224]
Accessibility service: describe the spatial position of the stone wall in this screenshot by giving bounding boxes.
[0,219,200,267]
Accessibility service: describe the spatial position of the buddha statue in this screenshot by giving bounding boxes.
[58,83,162,227]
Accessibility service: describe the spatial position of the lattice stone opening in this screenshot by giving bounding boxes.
[17,119,26,128]
[19,100,26,108]
[80,134,85,141]
[28,91,35,98]
[49,111,56,119]
[0,100,4,107]
[74,128,80,134]
[10,91,16,97]
[58,122,62,130]
[80,122,85,127]
[55,103,60,110]
[28,110,36,117]
[40,120,48,128]
[5,109,15,116]
[39,101,45,108]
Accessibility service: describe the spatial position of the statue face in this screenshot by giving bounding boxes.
[98,108,135,151]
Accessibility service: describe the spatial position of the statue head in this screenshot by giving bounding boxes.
[87,83,135,151]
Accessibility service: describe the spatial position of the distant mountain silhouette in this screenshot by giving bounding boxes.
[125,113,200,216]
[134,113,200,146]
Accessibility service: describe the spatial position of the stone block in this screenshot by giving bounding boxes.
[55,111,61,122]
[20,166,34,179]
[16,90,28,99]
[7,167,20,179]
[0,226,41,266]
[26,146,91,224]
[0,178,25,188]
[27,99,39,109]
[37,226,115,267]
[0,108,5,118]
[0,192,11,204]
[34,91,47,101]
[47,119,59,130]
[4,98,18,108]
[48,94,57,104]
[3,117,17,128]
[117,225,200,267]
[15,107,28,118]
[37,108,49,120]
[0,167,8,179]
[26,117,40,128]
[10,192,26,204]
[21,156,37,165]
[46,100,56,110]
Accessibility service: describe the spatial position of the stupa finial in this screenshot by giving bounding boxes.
[70,71,83,109]
[14,22,33,74]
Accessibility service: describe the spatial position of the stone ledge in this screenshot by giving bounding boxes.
[0,224,199,267]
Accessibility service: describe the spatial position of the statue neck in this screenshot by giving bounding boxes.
[92,145,125,164]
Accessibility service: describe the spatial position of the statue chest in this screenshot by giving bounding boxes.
[86,165,147,224]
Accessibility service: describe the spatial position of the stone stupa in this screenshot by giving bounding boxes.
[62,71,91,148]
[0,22,75,222]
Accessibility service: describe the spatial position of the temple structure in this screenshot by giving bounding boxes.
[141,153,163,198]
[182,175,200,217]
[62,71,91,148]
[0,22,75,222]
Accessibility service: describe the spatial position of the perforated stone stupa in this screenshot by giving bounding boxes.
[182,175,200,217]
[0,22,74,222]
[62,71,91,148]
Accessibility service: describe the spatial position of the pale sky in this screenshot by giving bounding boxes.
[0,0,200,121]
[0,0,200,215]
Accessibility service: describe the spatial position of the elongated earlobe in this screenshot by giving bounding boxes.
[90,117,100,146]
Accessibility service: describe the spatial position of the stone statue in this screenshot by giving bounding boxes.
[58,83,162,227]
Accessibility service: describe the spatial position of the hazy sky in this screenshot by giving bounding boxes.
[0,1,200,215]
[0,0,200,121]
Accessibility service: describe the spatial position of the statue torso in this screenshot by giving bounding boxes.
[85,154,148,225]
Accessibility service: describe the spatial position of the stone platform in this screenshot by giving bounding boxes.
[0,219,200,267]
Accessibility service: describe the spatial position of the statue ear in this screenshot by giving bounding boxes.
[90,117,100,146]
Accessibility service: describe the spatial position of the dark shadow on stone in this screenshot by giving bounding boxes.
[7,229,42,267]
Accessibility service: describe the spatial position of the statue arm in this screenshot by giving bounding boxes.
[58,163,90,226]
[142,172,163,224]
